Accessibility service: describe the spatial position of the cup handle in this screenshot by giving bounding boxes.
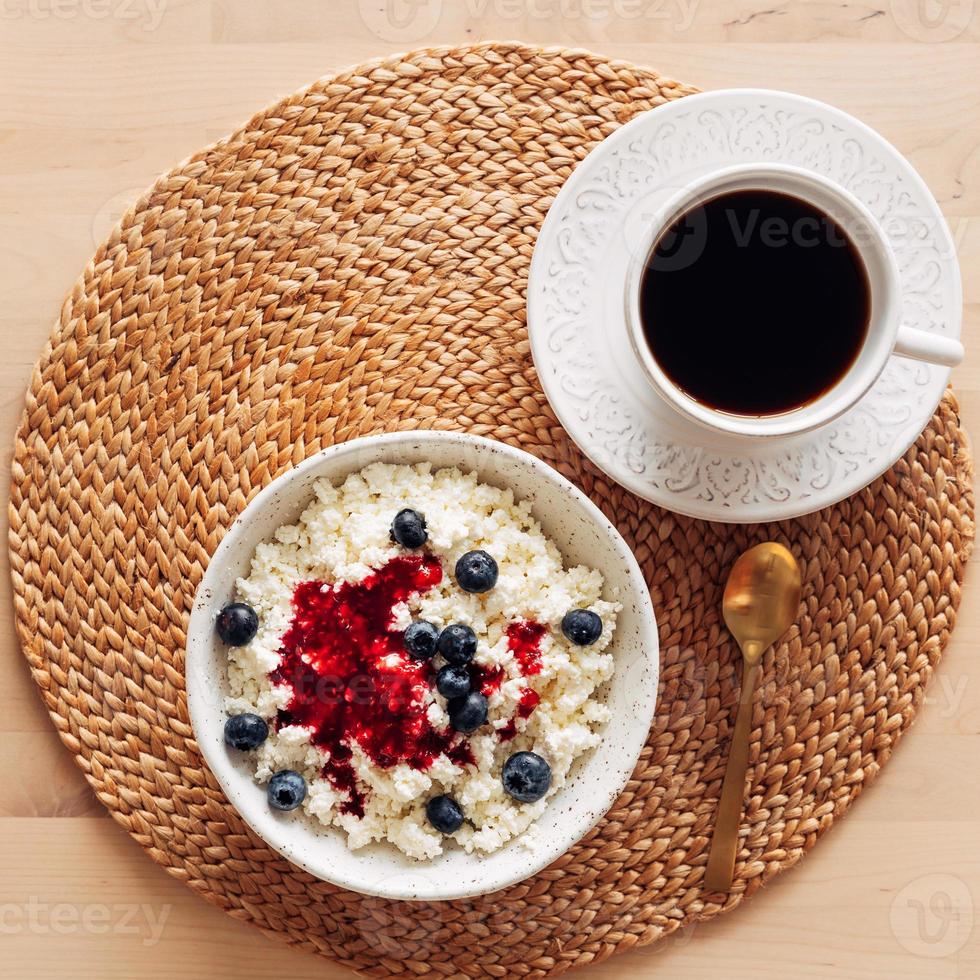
[893,326,964,368]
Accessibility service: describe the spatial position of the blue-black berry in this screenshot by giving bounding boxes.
[390,508,427,549]
[224,713,268,750]
[437,623,477,665]
[436,664,472,700]
[268,770,307,811]
[447,691,488,733]
[455,550,498,594]
[502,751,552,803]
[426,794,464,834]
[404,620,440,660]
[561,609,603,646]
[216,602,259,645]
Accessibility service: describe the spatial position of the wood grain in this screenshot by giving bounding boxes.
[1,2,978,977]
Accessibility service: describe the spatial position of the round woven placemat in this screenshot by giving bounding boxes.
[8,43,975,977]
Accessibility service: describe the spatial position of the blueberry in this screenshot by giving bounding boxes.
[561,609,603,646]
[436,664,472,699]
[455,550,498,594]
[404,620,439,660]
[426,794,464,834]
[391,508,427,549]
[437,623,477,665]
[502,751,552,803]
[447,691,488,733]
[216,602,259,645]
[224,713,268,750]
[268,770,307,811]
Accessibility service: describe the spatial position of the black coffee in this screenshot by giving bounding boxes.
[639,189,871,416]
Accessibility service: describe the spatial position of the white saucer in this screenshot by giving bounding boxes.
[527,89,962,522]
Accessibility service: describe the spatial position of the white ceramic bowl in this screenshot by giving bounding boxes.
[186,431,659,901]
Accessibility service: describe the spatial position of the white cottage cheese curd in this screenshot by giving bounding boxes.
[225,462,618,859]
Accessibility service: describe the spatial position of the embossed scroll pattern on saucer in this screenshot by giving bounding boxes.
[528,89,962,521]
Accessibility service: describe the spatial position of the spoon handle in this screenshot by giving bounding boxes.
[704,658,761,892]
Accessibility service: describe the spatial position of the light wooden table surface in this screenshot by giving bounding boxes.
[1,2,978,977]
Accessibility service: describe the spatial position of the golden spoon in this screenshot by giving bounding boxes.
[704,542,802,893]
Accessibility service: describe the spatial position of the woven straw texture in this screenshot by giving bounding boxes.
[8,43,975,978]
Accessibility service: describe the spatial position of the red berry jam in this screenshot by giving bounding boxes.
[498,687,541,742]
[470,619,548,693]
[270,554,472,817]
[470,662,505,696]
[505,620,549,675]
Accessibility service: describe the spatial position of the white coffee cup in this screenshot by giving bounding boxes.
[624,162,964,438]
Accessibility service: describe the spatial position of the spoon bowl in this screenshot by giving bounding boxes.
[723,543,803,662]
[704,542,802,892]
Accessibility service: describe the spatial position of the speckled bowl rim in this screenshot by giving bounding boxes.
[185,431,660,901]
